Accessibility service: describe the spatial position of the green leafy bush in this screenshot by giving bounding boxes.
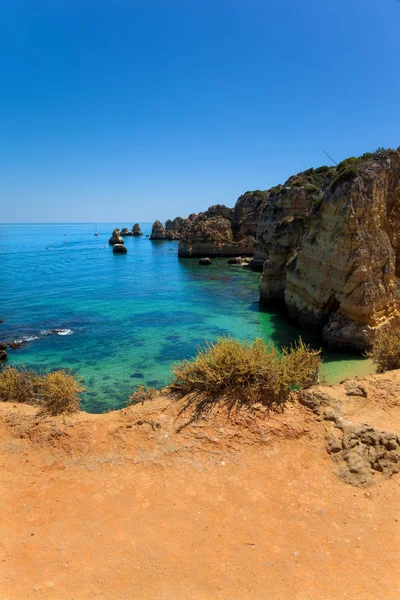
[170,336,321,414]
[366,325,400,373]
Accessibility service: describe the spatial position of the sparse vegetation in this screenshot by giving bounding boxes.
[330,165,358,192]
[366,324,400,373]
[0,366,85,415]
[170,336,321,416]
[126,384,157,406]
[374,147,390,162]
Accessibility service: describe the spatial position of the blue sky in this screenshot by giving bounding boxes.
[1,0,399,222]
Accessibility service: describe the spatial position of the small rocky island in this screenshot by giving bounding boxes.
[109,228,124,245]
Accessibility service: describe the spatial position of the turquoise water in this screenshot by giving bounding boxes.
[0,223,371,412]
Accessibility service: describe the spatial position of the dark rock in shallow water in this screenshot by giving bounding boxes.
[0,342,7,361]
[113,244,127,254]
[131,372,144,379]
[199,257,212,265]
[148,379,160,386]
[9,340,26,349]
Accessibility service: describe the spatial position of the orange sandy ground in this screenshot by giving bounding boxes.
[1,373,399,600]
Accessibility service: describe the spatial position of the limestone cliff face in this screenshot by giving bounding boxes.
[258,149,400,350]
[178,192,268,258]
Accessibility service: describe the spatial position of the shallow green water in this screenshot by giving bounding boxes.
[0,223,372,412]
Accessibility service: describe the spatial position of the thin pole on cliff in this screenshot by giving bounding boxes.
[322,149,338,166]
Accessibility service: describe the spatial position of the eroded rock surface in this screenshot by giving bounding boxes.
[257,149,400,349]
[132,223,143,236]
[178,191,268,257]
[109,228,124,245]
[150,220,167,240]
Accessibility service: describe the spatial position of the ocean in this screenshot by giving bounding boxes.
[0,222,371,412]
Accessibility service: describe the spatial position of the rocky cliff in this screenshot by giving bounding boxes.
[178,191,268,257]
[150,218,188,240]
[257,148,400,350]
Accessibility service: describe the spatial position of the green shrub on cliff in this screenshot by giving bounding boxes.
[170,336,321,413]
[367,325,400,373]
[0,366,85,415]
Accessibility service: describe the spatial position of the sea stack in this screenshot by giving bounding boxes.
[150,220,167,240]
[113,244,127,254]
[132,223,143,236]
[109,228,124,245]
[120,227,133,237]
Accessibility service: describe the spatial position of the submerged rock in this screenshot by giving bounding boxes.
[198,257,212,265]
[113,244,127,254]
[109,228,124,245]
[0,342,7,361]
[132,223,143,236]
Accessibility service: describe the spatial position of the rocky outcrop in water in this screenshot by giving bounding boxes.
[150,220,167,240]
[0,343,7,361]
[257,148,400,350]
[121,228,133,237]
[132,223,143,236]
[178,192,268,258]
[113,244,127,254]
[109,228,124,245]
[165,217,188,239]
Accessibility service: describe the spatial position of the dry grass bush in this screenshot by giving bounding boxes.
[0,365,36,404]
[367,325,400,373]
[0,366,85,416]
[170,336,321,421]
[126,384,157,406]
[35,370,85,416]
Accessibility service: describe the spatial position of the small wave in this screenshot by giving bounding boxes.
[40,328,73,336]
[23,335,40,342]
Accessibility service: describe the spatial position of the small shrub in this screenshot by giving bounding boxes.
[0,366,35,404]
[336,157,360,172]
[126,384,157,406]
[366,325,400,373]
[313,194,324,210]
[0,366,84,415]
[374,147,390,162]
[315,165,330,174]
[304,183,319,194]
[170,336,321,416]
[36,370,85,416]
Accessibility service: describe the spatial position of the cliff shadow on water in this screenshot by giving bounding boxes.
[252,300,372,383]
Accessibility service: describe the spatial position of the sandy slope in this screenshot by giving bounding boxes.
[0,373,399,600]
